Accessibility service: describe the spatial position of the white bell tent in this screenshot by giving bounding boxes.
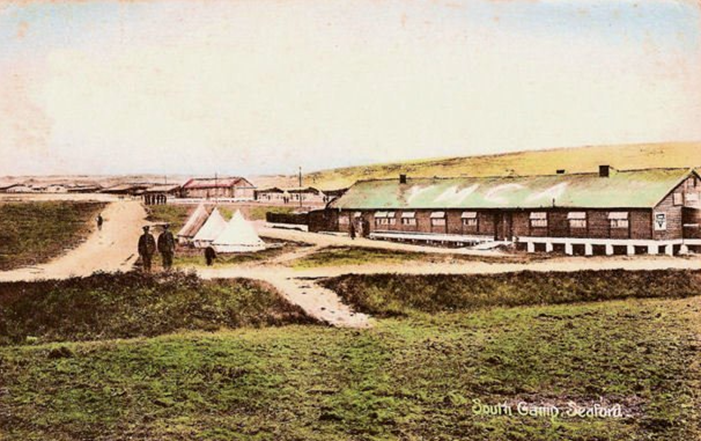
[176,203,210,245]
[192,207,228,249]
[212,210,266,253]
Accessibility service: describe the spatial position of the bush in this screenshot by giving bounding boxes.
[322,269,701,317]
[0,271,316,345]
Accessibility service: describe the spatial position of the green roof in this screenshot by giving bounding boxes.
[329,168,696,210]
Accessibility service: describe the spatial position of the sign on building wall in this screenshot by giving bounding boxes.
[654,213,667,231]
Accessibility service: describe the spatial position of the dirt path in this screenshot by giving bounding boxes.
[196,247,700,328]
[1,203,699,329]
[0,201,147,282]
[258,225,512,256]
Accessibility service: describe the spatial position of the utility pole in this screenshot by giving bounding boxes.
[298,166,303,208]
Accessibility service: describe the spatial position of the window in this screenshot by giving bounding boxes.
[654,213,667,231]
[430,212,446,227]
[462,218,478,227]
[401,212,417,226]
[686,193,699,204]
[529,212,547,228]
[387,212,397,226]
[338,216,349,225]
[673,193,683,206]
[608,212,629,229]
[568,212,587,229]
[461,212,478,227]
[375,211,388,226]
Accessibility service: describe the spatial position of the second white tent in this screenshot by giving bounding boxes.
[192,207,228,248]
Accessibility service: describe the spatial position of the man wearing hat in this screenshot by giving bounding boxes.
[137,225,157,272]
[157,223,176,271]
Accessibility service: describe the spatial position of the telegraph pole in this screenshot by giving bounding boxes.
[298,166,303,208]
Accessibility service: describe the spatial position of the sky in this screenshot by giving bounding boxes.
[0,0,700,177]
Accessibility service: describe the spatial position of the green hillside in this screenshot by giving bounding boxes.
[295,142,701,190]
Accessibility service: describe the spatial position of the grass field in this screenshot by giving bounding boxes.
[0,270,699,440]
[147,204,296,232]
[289,142,701,190]
[322,269,701,317]
[290,246,534,269]
[173,238,309,268]
[0,201,106,271]
[0,272,314,345]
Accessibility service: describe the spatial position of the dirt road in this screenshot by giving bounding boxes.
[1,200,699,329]
[0,201,147,282]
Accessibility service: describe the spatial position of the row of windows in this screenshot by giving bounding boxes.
[342,211,636,229]
[530,212,629,229]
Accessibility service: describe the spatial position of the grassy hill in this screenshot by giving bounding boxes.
[276,142,701,190]
[1,270,699,440]
[0,201,106,271]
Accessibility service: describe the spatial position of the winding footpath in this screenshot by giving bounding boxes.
[1,200,700,328]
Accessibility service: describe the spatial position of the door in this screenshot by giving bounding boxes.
[494,212,513,241]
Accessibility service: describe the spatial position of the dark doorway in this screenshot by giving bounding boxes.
[494,212,513,241]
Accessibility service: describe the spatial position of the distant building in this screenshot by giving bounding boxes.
[102,183,151,196]
[3,184,35,193]
[311,166,701,256]
[45,184,68,193]
[142,184,182,205]
[286,187,328,204]
[67,185,102,194]
[255,187,286,203]
[255,186,331,205]
[181,177,255,200]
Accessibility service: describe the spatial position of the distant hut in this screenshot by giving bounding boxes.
[143,184,182,205]
[181,177,256,200]
[254,187,286,202]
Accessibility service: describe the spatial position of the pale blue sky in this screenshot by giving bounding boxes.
[0,0,699,176]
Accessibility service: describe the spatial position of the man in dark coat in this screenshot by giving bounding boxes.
[138,226,156,272]
[96,214,103,231]
[157,223,176,271]
[204,246,217,266]
[349,221,356,240]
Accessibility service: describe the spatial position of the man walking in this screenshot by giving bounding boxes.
[157,223,176,271]
[96,214,104,231]
[204,246,217,266]
[138,226,156,273]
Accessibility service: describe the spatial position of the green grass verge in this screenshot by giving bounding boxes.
[290,246,532,269]
[0,201,106,271]
[146,204,191,231]
[0,296,698,440]
[173,245,291,268]
[247,205,295,221]
[322,269,701,317]
[0,272,315,345]
[147,205,297,231]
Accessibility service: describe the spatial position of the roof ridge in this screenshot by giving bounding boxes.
[350,166,692,185]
